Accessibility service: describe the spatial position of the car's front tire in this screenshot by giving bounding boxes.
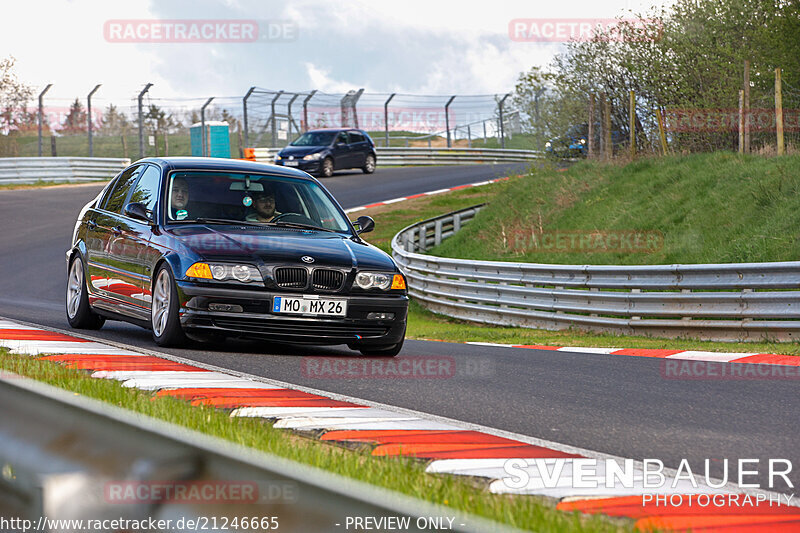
[151,264,186,347]
[362,154,376,174]
[320,157,334,178]
[66,254,105,330]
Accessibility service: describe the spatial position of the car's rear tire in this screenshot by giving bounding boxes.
[320,157,334,178]
[362,154,376,174]
[66,254,105,330]
[151,264,186,347]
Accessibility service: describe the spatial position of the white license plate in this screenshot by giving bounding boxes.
[273,296,347,316]
[283,160,299,167]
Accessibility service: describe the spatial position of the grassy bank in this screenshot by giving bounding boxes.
[434,153,800,265]
[0,349,626,533]
[359,157,800,354]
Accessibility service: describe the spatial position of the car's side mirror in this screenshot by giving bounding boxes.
[353,215,374,235]
[124,202,152,223]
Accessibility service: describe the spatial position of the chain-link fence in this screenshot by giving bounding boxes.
[0,84,525,159]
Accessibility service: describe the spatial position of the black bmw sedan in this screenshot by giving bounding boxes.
[65,157,407,356]
[273,129,377,177]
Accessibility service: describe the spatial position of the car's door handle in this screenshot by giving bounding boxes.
[87,220,97,230]
[112,226,122,235]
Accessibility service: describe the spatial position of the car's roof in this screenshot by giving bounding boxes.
[304,128,365,133]
[139,157,314,179]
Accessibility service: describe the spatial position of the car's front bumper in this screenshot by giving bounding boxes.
[274,159,322,173]
[176,281,408,346]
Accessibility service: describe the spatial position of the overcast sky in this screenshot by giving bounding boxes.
[3,0,671,106]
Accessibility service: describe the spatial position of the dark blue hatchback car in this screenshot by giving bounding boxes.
[274,128,377,177]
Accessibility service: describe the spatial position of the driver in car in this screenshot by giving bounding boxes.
[246,187,282,223]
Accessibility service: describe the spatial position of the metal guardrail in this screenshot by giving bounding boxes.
[0,157,129,184]
[392,205,800,341]
[0,372,512,532]
[250,147,541,166]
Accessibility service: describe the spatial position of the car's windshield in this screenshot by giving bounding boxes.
[166,171,352,233]
[290,131,337,146]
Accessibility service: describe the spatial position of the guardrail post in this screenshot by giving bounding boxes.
[37,84,52,157]
[499,93,510,149]
[137,83,153,159]
[384,93,396,147]
[453,213,462,233]
[445,96,456,148]
[302,90,316,132]
[270,91,284,148]
[87,84,101,157]
[419,224,427,252]
[242,86,256,149]
[434,219,443,246]
[200,97,214,157]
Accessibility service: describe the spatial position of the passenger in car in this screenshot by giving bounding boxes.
[170,176,191,220]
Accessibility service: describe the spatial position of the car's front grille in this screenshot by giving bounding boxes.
[275,267,307,288]
[312,269,344,291]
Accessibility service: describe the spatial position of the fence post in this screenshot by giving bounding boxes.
[603,93,612,160]
[588,94,595,158]
[384,93,395,147]
[270,91,284,148]
[242,86,256,149]
[738,89,744,154]
[775,68,784,156]
[656,107,668,156]
[87,84,101,157]
[628,90,636,158]
[743,60,750,153]
[137,83,153,160]
[200,97,214,157]
[445,96,456,148]
[467,125,472,148]
[37,84,52,157]
[286,93,299,145]
[499,93,510,149]
[302,90,317,132]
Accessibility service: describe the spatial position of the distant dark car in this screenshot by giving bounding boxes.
[545,123,624,158]
[274,128,377,177]
[65,157,407,356]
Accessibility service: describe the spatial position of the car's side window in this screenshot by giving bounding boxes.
[348,132,365,144]
[336,132,348,145]
[103,166,142,214]
[128,165,161,217]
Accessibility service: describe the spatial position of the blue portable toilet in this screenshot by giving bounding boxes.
[190,121,231,158]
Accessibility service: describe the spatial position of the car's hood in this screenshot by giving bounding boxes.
[168,225,395,271]
[278,145,327,158]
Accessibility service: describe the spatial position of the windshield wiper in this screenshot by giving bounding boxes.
[267,221,340,233]
[194,218,265,228]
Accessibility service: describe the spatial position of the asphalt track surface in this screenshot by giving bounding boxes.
[0,163,797,492]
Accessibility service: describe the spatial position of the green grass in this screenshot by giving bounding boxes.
[434,152,800,265]
[0,349,628,533]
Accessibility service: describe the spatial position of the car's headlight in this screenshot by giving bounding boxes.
[186,262,262,283]
[303,152,323,161]
[274,155,282,161]
[355,272,405,290]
